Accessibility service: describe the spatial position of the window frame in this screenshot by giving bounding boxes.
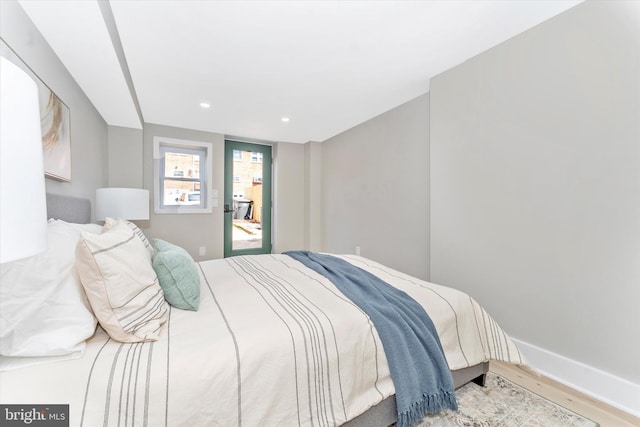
[153,136,213,214]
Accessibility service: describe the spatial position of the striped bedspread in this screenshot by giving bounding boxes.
[0,254,526,426]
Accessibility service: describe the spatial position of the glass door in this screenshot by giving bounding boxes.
[224,140,272,257]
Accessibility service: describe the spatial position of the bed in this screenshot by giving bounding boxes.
[0,194,527,427]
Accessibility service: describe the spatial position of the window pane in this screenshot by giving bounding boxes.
[232,150,263,250]
[163,179,200,206]
[164,152,200,179]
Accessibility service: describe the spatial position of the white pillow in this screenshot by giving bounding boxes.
[0,220,99,365]
[76,220,168,342]
[103,217,154,260]
[59,219,103,235]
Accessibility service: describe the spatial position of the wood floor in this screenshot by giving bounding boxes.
[490,361,640,427]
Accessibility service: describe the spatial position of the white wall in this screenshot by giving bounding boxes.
[321,93,430,280]
[430,0,639,400]
[1,0,108,213]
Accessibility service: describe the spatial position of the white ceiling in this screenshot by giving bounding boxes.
[19,0,582,143]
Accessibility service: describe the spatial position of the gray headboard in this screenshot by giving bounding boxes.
[46,193,91,223]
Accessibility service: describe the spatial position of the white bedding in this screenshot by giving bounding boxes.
[0,254,526,426]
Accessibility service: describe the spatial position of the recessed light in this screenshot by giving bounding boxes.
[200,102,211,109]
[281,117,290,122]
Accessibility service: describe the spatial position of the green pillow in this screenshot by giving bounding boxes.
[152,239,200,311]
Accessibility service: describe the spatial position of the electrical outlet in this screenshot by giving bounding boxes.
[199,246,206,256]
[355,246,361,256]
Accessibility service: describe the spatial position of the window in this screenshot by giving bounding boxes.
[251,152,263,163]
[233,150,243,161]
[153,137,213,214]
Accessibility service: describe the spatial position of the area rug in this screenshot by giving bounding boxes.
[409,372,599,427]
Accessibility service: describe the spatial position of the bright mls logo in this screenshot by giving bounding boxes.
[1,405,68,426]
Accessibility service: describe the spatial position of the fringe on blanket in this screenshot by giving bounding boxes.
[397,390,458,427]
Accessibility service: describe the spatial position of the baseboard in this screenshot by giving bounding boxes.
[512,338,640,418]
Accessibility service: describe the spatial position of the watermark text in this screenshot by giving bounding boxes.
[1,405,68,426]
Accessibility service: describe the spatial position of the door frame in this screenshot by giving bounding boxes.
[223,139,272,257]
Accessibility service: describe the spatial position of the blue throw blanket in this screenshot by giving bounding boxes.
[285,251,457,427]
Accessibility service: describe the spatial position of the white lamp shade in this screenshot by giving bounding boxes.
[0,57,48,263]
[96,188,149,221]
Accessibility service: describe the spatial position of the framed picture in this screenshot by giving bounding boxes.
[1,39,71,182]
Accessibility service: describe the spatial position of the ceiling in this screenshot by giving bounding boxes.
[19,0,582,144]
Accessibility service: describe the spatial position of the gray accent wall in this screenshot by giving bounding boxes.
[430,0,640,383]
[304,141,323,252]
[142,123,226,260]
[272,142,306,253]
[321,93,430,280]
[141,123,307,260]
[108,126,143,188]
[1,0,108,214]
